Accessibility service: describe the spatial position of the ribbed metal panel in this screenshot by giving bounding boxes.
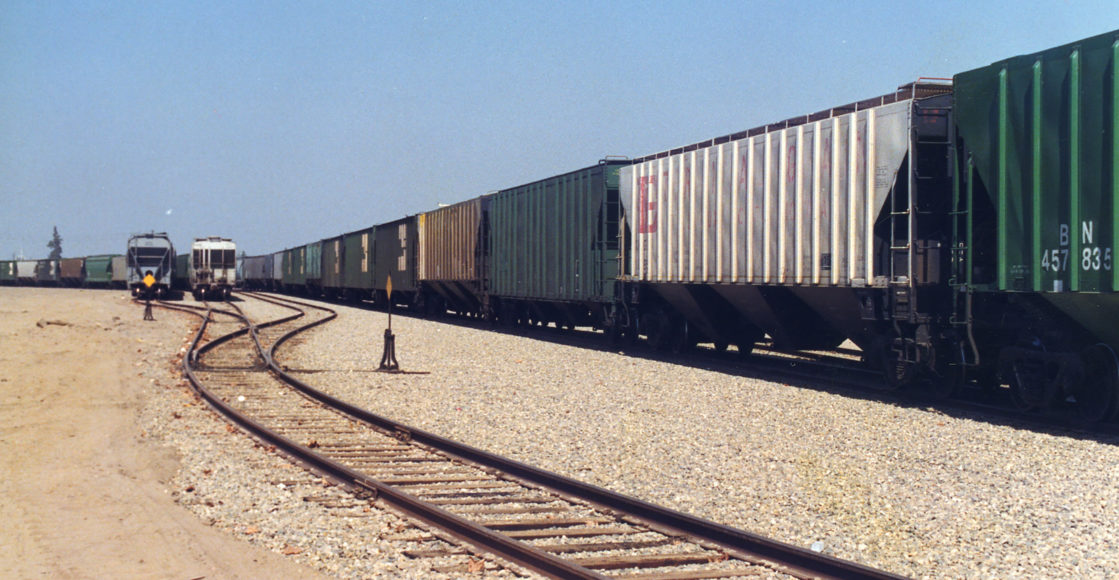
[83,255,116,284]
[321,236,343,289]
[241,255,273,284]
[271,252,283,282]
[955,29,1119,293]
[417,196,485,282]
[342,226,374,290]
[622,100,911,288]
[15,261,36,280]
[304,241,322,283]
[111,256,127,284]
[60,258,84,281]
[488,161,623,302]
[373,217,417,293]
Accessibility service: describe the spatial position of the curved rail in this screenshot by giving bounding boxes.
[171,293,906,579]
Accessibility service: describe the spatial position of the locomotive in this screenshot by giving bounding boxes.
[126,232,175,299]
[187,236,237,300]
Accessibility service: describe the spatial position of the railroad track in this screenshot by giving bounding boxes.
[162,292,905,579]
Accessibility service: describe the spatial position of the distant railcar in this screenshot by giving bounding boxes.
[270,252,283,290]
[189,237,236,300]
[488,160,627,330]
[127,232,175,298]
[304,240,322,296]
[59,258,84,286]
[321,235,344,298]
[0,261,15,285]
[340,226,375,301]
[15,261,36,284]
[35,259,60,285]
[241,254,274,290]
[111,255,128,288]
[281,245,307,292]
[84,255,118,287]
[173,253,190,292]
[373,216,418,307]
[417,196,490,316]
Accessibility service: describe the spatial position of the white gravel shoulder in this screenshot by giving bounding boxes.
[280,299,1119,579]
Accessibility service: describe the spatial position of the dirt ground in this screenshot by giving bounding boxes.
[0,287,322,579]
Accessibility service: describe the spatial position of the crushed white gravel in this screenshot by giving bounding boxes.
[271,298,1119,579]
[133,293,1119,579]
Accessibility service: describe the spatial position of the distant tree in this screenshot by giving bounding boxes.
[47,226,62,259]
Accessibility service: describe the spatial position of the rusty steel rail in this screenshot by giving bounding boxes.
[245,293,907,580]
[168,292,909,579]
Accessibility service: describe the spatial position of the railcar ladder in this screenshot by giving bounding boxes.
[890,101,953,324]
[948,155,980,367]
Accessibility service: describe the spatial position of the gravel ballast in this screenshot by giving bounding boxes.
[272,298,1119,579]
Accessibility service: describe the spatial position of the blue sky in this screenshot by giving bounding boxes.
[2,1,1116,258]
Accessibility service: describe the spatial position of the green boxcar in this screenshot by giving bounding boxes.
[342,226,375,297]
[0,260,14,284]
[84,254,118,285]
[282,245,307,288]
[173,253,190,291]
[954,29,1119,349]
[304,240,322,290]
[321,235,344,294]
[487,160,625,324]
[955,28,1119,294]
[373,216,417,305]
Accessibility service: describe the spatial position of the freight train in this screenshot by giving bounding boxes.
[1,233,237,302]
[3,31,1115,422]
[0,255,128,288]
[238,30,1119,423]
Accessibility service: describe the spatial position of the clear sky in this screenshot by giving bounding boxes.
[2,1,1116,258]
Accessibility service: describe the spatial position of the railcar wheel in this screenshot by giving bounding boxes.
[925,342,965,400]
[876,337,912,391]
[1072,344,1119,424]
[640,311,670,350]
[1006,358,1046,412]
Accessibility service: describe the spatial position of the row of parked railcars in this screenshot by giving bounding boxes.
[243,30,1119,422]
[4,234,238,302]
[0,255,128,287]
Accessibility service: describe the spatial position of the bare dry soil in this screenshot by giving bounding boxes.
[0,287,322,579]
